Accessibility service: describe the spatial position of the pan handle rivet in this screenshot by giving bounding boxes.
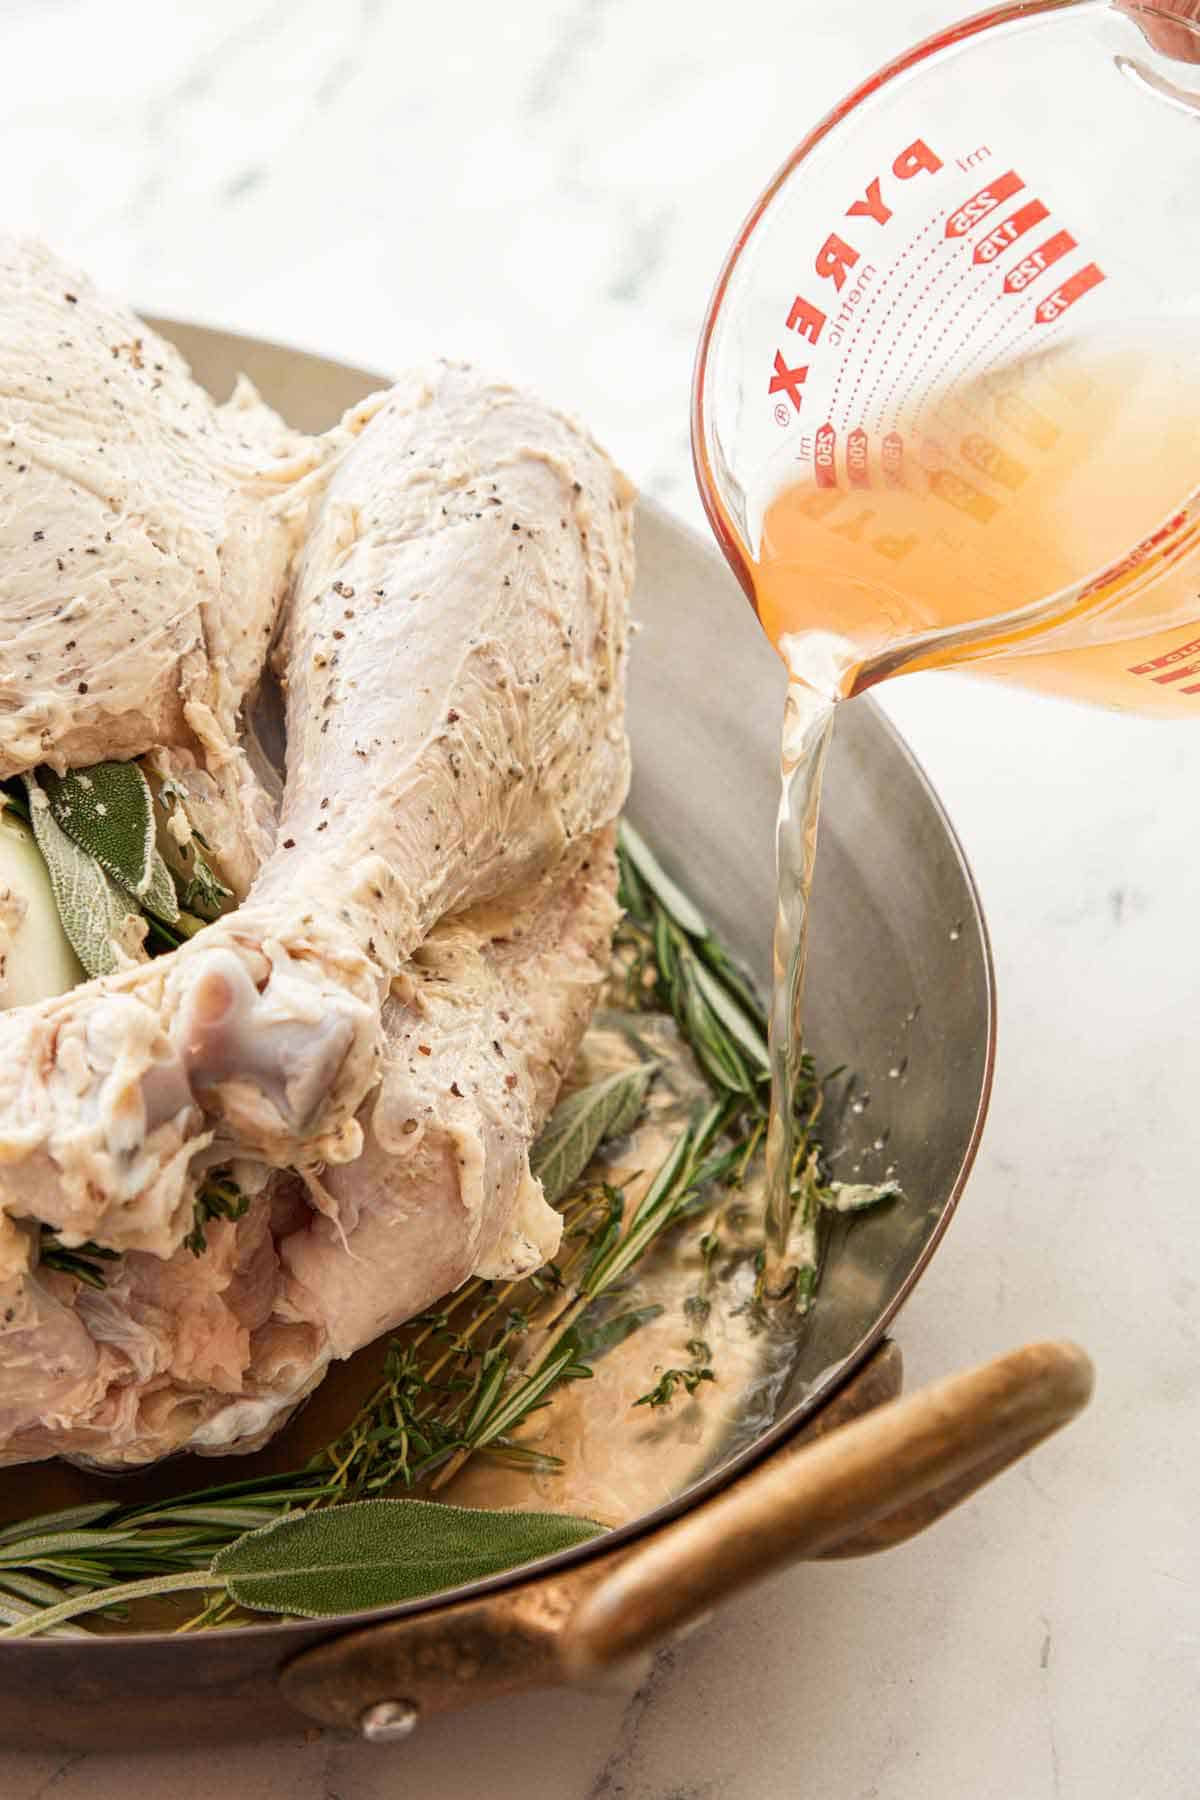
[358,1698,420,1742]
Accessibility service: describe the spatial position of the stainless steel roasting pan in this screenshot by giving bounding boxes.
[0,324,1090,1751]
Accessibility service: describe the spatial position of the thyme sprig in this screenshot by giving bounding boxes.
[634,1352,716,1410]
[34,1170,248,1292]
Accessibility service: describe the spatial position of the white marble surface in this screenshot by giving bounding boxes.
[0,1,1197,1794]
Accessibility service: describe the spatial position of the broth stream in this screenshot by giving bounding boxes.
[751,330,1200,1262]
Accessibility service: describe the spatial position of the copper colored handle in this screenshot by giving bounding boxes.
[278,1340,1092,1733]
[561,1339,1093,1676]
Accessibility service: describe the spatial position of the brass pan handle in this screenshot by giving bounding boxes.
[278,1340,1091,1733]
[561,1339,1093,1676]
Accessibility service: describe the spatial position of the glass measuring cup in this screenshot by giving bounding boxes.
[693,0,1200,714]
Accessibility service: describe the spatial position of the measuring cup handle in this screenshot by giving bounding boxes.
[560,1340,1093,1675]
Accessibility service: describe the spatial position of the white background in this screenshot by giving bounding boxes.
[0,2,1197,1795]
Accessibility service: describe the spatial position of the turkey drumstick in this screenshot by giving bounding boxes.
[0,829,619,1467]
[0,363,634,1269]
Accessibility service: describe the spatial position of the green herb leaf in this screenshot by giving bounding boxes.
[0,1503,118,1550]
[142,848,181,925]
[40,762,161,902]
[688,956,770,1074]
[634,1364,716,1409]
[618,819,709,937]
[38,1230,120,1290]
[185,1173,249,1257]
[464,1338,592,1453]
[574,1303,664,1361]
[212,1499,602,1618]
[180,846,233,920]
[583,1098,729,1296]
[0,1527,140,1567]
[149,772,232,920]
[532,1062,657,1206]
[817,1179,902,1213]
[23,776,143,978]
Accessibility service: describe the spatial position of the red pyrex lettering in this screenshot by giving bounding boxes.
[1151,659,1200,685]
[768,137,945,416]
[1085,510,1189,599]
[973,199,1049,265]
[1003,228,1077,293]
[815,424,838,488]
[1130,631,1200,675]
[945,170,1024,239]
[847,427,870,488]
[1035,262,1105,323]
[1128,626,1200,696]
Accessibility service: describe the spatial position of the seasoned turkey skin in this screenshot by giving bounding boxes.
[0,831,619,1467]
[280,829,621,1364]
[0,238,324,891]
[0,362,633,1264]
[0,311,635,1467]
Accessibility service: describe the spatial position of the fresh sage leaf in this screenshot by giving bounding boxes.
[23,776,143,978]
[40,761,160,902]
[152,774,232,920]
[142,848,181,925]
[532,1062,657,1206]
[212,1498,602,1617]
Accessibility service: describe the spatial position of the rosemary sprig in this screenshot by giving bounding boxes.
[617,820,772,1100]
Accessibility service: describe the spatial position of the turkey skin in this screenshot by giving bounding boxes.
[0,256,634,1467]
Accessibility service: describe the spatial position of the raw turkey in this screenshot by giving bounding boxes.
[0,236,324,892]
[0,259,634,1466]
[0,829,619,1466]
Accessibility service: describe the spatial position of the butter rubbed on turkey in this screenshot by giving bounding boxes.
[0,278,635,1465]
[0,237,324,891]
[0,830,621,1468]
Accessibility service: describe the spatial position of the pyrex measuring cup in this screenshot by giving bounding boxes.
[693,0,1200,713]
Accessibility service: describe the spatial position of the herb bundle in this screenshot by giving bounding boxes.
[0,758,230,979]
